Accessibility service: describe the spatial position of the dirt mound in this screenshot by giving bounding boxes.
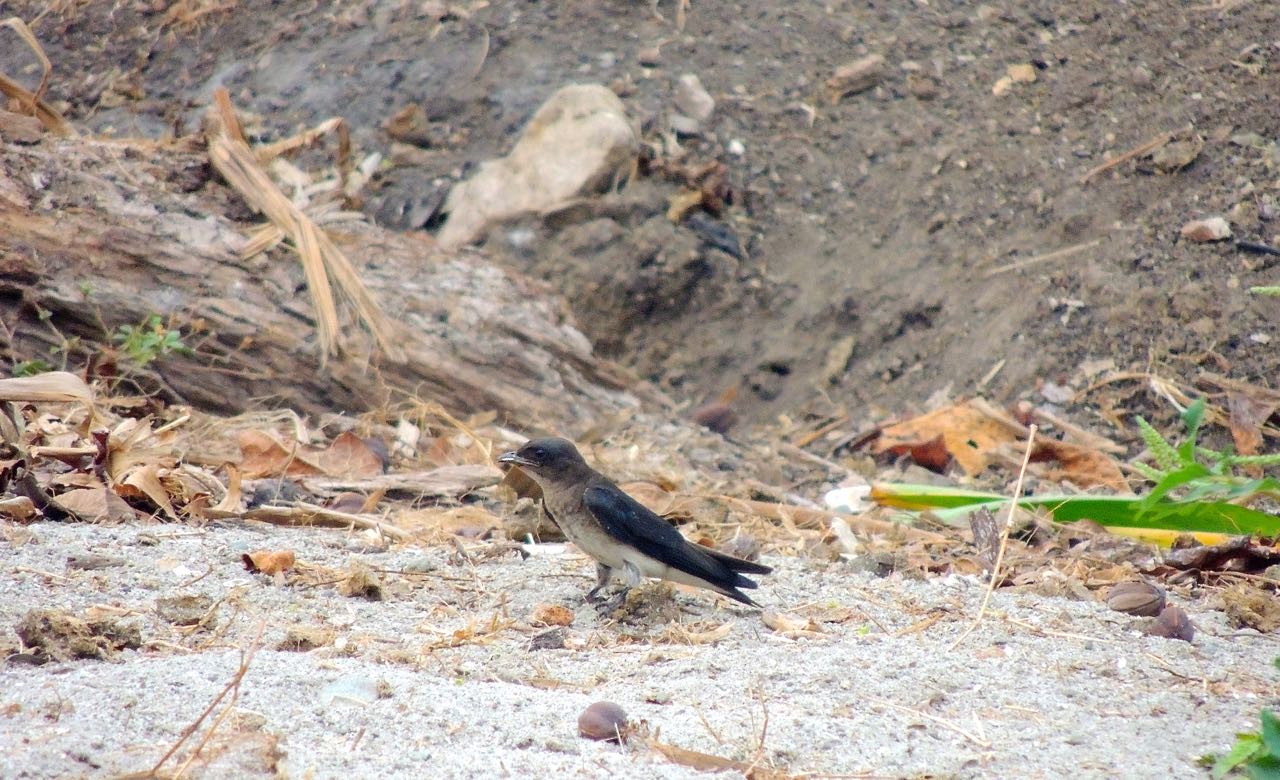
[2,0,1277,424]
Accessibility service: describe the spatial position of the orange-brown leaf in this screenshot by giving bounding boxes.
[872,399,1025,475]
[242,550,296,575]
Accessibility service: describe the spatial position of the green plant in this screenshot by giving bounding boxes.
[1132,398,1280,515]
[12,359,53,377]
[870,397,1280,538]
[112,314,192,368]
[1204,663,1280,779]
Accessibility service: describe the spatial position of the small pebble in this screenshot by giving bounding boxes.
[319,675,380,706]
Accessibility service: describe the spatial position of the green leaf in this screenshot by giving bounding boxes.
[1261,710,1280,757]
[873,484,1280,536]
[1212,734,1262,779]
[1136,415,1181,470]
[1247,753,1280,780]
[1137,463,1212,508]
[1180,397,1206,455]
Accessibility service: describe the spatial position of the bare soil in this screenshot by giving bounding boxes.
[4,0,1277,426]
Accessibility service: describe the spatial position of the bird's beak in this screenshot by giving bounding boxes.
[497,451,533,468]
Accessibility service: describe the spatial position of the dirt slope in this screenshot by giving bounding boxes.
[2,0,1277,422]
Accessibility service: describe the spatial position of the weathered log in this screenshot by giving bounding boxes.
[0,136,663,429]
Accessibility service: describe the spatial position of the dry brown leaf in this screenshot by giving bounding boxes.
[761,610,824,639]
[1031,439,1130,493]
[530,603,575,627]
[309,431,384,479]
[1163,536,1280,573]
[212,465,243,513]
[52,487,136,523]
[647,739,792,779]
[662,621,732,645]
[237,429,323,478]
[872,399,1025,475]
[0,496,37,521]
[119,463,178,519]
[1228,390,1279,457]
[0,371,94,407]
[665,188,704,223]
[242,550,296,575]
[237,430,381,479]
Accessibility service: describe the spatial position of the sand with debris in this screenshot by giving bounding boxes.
[2,518,1276,779]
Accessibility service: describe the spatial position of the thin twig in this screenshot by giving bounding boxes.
[984,239,1103,276]
[145,620,266,778]
[948,425,1037,650]
[244,503,410,541]
[872,698,991,748]
[1079,131,1174,184]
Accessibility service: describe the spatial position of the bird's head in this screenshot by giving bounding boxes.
[497,437,588,483]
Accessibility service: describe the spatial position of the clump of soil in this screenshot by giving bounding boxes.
[15,608,142,664]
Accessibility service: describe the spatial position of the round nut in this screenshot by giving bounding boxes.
[578,701,628,742]
[1106,582,1166,617]
[1146,606,1194,642]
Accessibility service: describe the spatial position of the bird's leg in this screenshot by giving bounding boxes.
[599,561,646,613]
[597,586,631,615]
[585,563,613,603]
[596,562,644,614]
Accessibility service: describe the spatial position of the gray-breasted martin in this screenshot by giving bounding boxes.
[498,437,771,608]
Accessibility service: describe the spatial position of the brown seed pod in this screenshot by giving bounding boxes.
[1146,606,1195,642]
[1106,582,1166,617]
[578,701,629,742]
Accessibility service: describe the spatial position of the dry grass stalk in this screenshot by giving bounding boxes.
[871,698,991,748]
[0,17,75,137]
[254,116,351,182]
[719,496,948,543]
[1079,130,1174,184]
[243,502,410,541]
[138,620,265,779]
[983,238,1103,276]
[160,0,238,31]
[948,424,1038,651]
[205,89,405,365]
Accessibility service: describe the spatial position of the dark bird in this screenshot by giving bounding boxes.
[497,437,771,608]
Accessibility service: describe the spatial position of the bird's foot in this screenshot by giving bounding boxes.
[594,587,630,616]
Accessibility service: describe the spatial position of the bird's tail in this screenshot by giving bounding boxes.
[705,547,772,576]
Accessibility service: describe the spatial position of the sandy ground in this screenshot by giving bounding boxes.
[3,519,1278,779]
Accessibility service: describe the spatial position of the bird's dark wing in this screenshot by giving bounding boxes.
[582,481,748,589]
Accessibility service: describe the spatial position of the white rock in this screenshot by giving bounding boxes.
[673,73,715,122]
[437,84,638,249]
[1179,216,1232,242]
[825,54,886,103]
[668,113,702,136]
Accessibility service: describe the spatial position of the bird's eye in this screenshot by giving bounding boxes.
[531,447,546,459]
